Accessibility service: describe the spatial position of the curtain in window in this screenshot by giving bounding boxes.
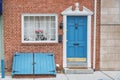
[24,16,56,42]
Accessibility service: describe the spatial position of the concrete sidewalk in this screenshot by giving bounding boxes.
[1,71,120,80]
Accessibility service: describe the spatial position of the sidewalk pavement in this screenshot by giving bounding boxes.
[0,71,120,80]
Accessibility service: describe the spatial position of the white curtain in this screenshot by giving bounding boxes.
[24,16,56,41]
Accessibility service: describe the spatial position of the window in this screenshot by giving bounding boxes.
[22,14,58,43]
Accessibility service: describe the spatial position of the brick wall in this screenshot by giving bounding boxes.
[3,0,97,71]
[95,0,101,70]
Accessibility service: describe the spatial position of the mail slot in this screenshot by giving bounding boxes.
[73,43,79,46]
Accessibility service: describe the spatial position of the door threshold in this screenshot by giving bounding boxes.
[68,67,88,69]
[67,58,87,62]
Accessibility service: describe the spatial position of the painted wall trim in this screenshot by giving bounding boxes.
[0,15,3,56]
[93,0,97,70]
[62,2,93,68]
[87,15,92,68]
[62,4,93,16]
[63,15,67,67]
[0,15,3,72]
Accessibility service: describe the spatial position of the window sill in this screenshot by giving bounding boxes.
[21,41,61,46]
[21,41,58,44]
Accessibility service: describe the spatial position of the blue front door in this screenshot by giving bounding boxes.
[67,16,87,59]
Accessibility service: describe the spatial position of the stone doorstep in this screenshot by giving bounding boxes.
[64,68,94,74]
[67,62,87,67]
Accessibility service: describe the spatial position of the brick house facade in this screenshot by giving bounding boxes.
[3,0,101,72]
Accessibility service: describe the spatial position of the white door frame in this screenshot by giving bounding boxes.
[62,3,93,68]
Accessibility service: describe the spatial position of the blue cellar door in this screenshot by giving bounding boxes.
[12,53,56,76]
[67,16,87,58]
[34,53,56,76]
[12,53,33,76]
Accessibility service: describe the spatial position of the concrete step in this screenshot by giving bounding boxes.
[64,68,94,74]
[67,62,87,67]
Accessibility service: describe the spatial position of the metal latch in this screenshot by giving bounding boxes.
[32,62,36,65]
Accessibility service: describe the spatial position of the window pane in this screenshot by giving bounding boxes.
[23,14,57,42]
[51,35,56,41]
[51,16,55,21]
[24,23,29,41]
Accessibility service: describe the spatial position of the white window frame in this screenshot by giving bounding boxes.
[21,14,58,43]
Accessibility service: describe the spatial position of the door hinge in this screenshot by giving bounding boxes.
[13,70,18,73]
[48,54,53,56]
[49,70,55,72]
[14,54,20,57]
